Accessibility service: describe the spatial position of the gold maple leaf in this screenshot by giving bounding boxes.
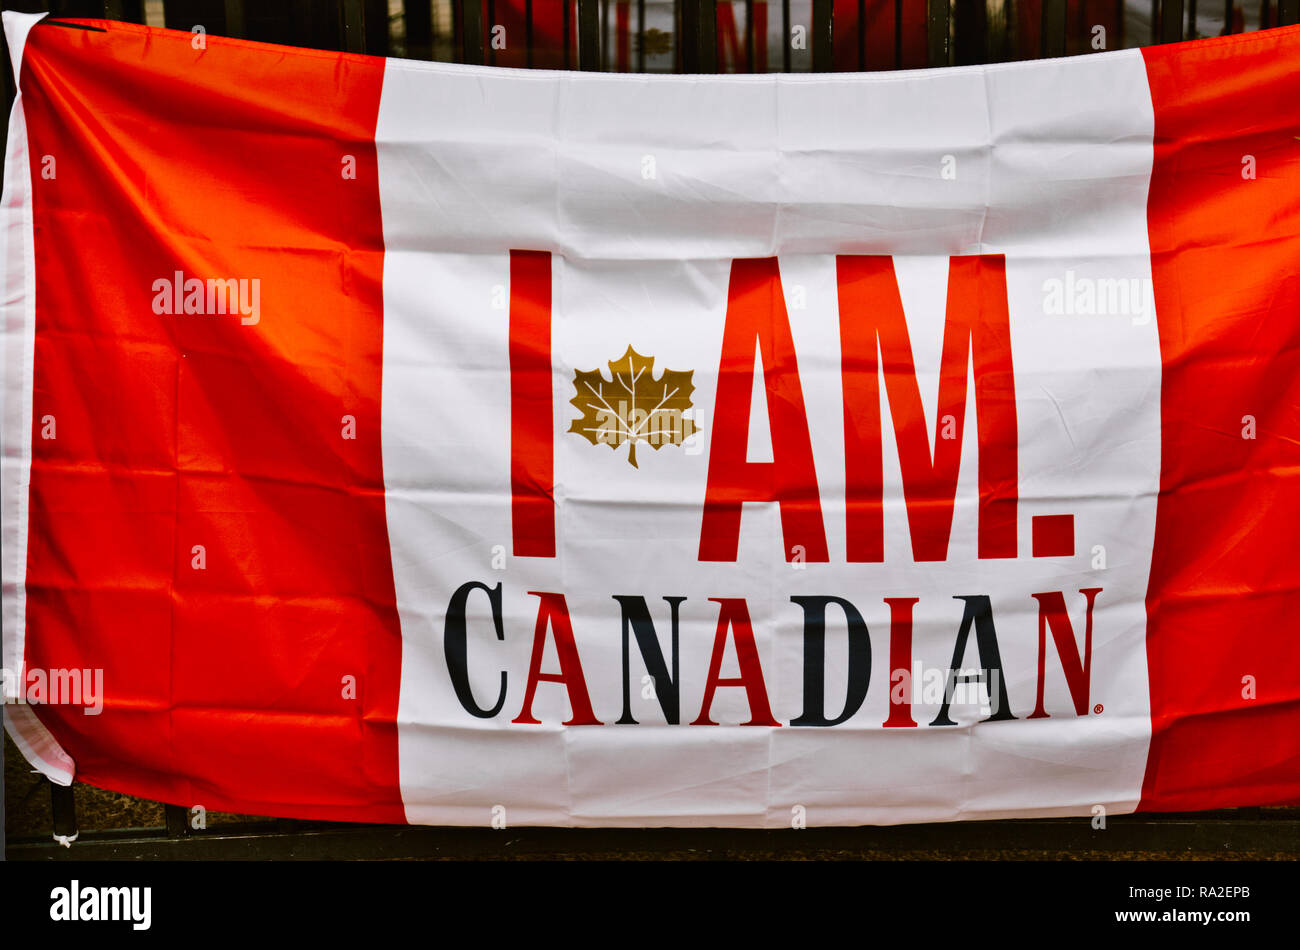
[568,346,699,468]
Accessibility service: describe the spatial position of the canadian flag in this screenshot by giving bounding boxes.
[1,11,1297,827]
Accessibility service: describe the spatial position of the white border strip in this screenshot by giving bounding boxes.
[0,11,72,785]
[4,703,74,785]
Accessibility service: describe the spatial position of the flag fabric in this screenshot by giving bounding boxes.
[2,11,1298,827]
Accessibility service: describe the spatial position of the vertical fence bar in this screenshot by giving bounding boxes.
[224,0,246,38]
[1161,0,1184,41]
[343,0,367,52]
[578,0,598,68]
[405,0,433,57]
[926,0,948,65]
[463,0,485,62]
[781,0,790,70]
[682,0,699,70]
[811,0,831,70]
[746,0,754,70]
[1186,0,1197,37]
[894,0,902,66]
[564,0,572,67]
[50,781,78,845]
[857,0,865,68]
[1281,0,1300,25]
[986,0,1007,60]
[699,0,718,71]
[164,803,190,837]
[1041,0,1065,56]
[636,0,645,70]
[525,0,534,65]
[950,0,984,64]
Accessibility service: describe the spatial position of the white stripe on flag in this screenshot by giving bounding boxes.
[377,48,1162,825]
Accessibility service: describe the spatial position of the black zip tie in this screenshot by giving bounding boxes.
[40,20,109,34]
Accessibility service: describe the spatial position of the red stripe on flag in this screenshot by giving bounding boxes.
[17,21,405,822]
[509,250,555,558]
[1140,28,1300,811]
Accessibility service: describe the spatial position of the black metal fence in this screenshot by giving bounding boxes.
[3,0,1299,858]
[3,0,1300,72]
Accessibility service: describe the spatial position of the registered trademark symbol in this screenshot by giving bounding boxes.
[1093,704,1103,714]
